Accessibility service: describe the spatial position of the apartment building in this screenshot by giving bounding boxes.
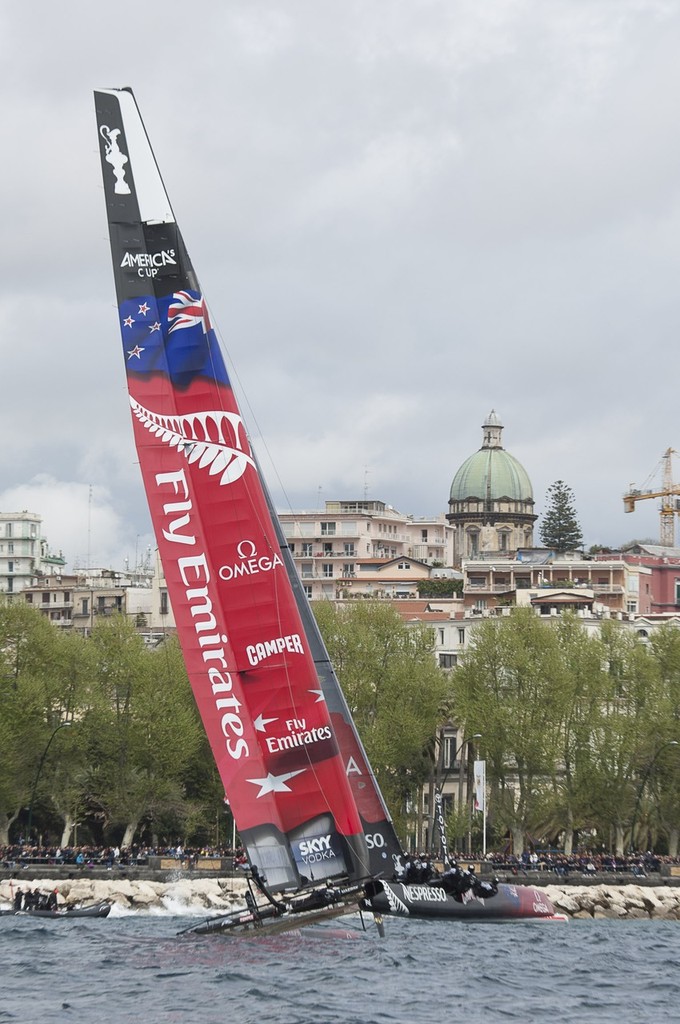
[278,499,454,600]
[0,511,66,599]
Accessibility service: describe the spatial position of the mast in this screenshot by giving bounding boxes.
[262,480,404,876]
[94,88,371,892]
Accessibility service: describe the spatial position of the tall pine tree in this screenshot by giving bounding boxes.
[540,479,583,553]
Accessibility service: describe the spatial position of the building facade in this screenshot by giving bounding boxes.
[0,511,66,598]
[278,499,453,601]
[22,567,153,634]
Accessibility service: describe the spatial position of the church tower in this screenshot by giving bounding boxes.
[447,410,536,566]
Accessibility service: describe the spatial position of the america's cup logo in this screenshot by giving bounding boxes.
[99,124,131,195]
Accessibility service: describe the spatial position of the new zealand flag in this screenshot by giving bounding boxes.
[118,290,230,389]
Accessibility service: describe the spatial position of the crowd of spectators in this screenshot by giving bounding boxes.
[484,850,679,877]
[3,842,679,879]
[0,843,247,871]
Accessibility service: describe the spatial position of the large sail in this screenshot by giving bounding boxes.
[94,88,371,892]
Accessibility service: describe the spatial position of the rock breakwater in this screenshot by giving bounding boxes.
[542,883,680,919]
[2,878,680,919]
[0,876,249,914]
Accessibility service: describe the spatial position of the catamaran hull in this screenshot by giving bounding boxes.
[365,881,563,921]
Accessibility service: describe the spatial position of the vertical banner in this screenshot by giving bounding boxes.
[473,760,486,813]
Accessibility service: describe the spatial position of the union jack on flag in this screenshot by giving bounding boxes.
[167,290,212,335]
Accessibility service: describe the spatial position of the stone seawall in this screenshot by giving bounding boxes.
[541,883,680,919]
[0,875,250,914]
[2,877,680,919]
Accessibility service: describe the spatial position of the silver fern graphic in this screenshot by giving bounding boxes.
[130,396,256,485]
[382,883,410,915]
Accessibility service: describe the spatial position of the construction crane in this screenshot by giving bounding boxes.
[623,448,680,547]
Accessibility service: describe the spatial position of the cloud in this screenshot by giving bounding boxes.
[0,477,153,573]
[1,0,679,559]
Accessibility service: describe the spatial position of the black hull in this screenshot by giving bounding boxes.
[0,901,112,920]
[365,881,563,921]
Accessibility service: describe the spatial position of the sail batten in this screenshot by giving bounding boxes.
[95,88,372,892]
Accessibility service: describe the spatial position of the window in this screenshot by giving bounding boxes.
[303,585,313,599]
[439,653,458,669]
[160,591,169,616]
[288,543,295,555]
[342,564,355,577]
[458,628,465,645]
[82,598,89,615]
[343,543,356,556]
[7,561,13,573]
[323,542,333,555]
[467,531,479,556]
[301,562,313,578]
[322,563,334,578]
[320,522,336,536]
[438,628,444,644]
[441,731,458,768]
[421,529,428,541]
[398,561,409,570]
[675,579,680,604]
[25,593,33,603]
[627,601,638,614]
[42,592,50,603]
[7,543,13,554]
[5,524,12,538]
[302,543,312,557]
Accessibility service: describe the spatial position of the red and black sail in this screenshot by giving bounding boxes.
[95,88,372,891]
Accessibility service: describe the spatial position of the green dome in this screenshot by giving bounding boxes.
[449,411,534,503]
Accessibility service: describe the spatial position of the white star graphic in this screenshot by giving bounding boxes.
[149,321,161,332]
[246,769,306,797]
[138,303,150,316]
[254,714,278,733]
[310,689,326,703]
[123,316,135,328]
[127,345,145,360]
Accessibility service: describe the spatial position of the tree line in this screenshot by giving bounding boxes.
[3,599,679,857]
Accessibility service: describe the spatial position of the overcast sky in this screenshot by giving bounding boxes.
[1,0,679,570]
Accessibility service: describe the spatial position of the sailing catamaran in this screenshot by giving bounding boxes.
[94,88,560,931]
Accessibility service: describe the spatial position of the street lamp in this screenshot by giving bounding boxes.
[629,739,679,854]
[432,732,481,861]
[27,719,73,837]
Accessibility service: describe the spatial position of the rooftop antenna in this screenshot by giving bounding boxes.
[317,486,323,511]
[364,467,370,500]
[86,484,92,571]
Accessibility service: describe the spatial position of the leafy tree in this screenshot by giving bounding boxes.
[313,601,452,839]
[452,608,572,854]
[587,621,662,855]
[0,603,67,843]
[540,480,583,553]
[547,615,607,853]
[84,619,203,847]
[644,626,680,854]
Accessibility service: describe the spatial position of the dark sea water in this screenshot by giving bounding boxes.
[1,907,678,1024]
